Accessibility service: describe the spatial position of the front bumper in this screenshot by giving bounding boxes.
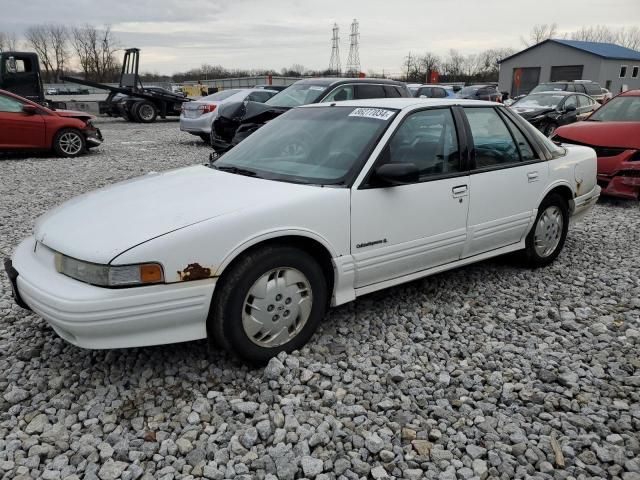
[570,185,601,223]
[596,150,640,199]
[85,128,103,147]
[8,237,216,349]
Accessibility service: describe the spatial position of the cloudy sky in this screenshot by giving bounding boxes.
[1,0,639,75]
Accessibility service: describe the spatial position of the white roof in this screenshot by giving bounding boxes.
[302,98,499,111]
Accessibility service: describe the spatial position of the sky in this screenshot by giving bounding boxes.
[1,0,639,75]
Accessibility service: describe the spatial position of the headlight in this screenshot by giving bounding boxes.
[55,253,164,287]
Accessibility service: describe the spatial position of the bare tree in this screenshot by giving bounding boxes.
[618,26,640,50]
[0,31,18,52]
[521,23,558,47]
[571,25,640,50]
[443,49,465,80]
[24,24,69,82]
[70,24,119,82]
[418,52,441,81]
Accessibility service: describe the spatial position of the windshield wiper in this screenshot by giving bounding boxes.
[214,165,260,177]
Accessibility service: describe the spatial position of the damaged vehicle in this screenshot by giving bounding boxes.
[553,89,640,199]
[510,91,599,136]
[0,89,102,157]
[210,77,411,152]
[5,99,599,363]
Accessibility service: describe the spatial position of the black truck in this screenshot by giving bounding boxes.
[0,51,46,104]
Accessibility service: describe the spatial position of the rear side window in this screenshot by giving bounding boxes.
[499,111,537,161]
[584,83,601,95]
[355,84,386,99]
[384,86,402,98]
[464,107,520,168]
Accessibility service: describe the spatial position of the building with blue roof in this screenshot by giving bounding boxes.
[497,38,640,97]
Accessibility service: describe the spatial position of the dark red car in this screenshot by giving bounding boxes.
[553,90,640,199]
[0,89,102,157]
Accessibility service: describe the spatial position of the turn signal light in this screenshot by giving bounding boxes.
[140,264,163,283]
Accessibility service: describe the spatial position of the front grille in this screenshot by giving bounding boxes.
[552,136,629,158]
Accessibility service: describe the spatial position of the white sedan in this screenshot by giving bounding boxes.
[6,98,600,363]
[179,88,277,142]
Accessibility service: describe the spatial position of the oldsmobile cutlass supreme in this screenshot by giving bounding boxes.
[5,98,600,363]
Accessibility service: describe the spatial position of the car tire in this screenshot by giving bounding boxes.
[52,128,86,158]
[522,193,569,268]
[543,123,557,137]
[133,101,158,123]
[208,245,327,364]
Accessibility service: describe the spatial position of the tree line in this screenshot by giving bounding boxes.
[2,22,639,85]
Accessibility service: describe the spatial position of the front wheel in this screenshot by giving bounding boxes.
[208,246,327,364]
[543,123,557,137]
[52,129,86,157]
[522,193,569,267]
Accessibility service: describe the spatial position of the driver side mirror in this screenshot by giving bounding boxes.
[564,104,577,112]
[374,163,419,186]
[22,104,38,115]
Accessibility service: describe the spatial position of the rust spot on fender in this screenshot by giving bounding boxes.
[177,263,213,281]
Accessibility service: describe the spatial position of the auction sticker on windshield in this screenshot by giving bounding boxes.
[349,108,395,120]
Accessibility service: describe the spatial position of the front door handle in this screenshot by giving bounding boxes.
[452,185,468,198]
[527,171,539,182]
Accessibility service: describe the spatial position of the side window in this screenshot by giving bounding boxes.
[585,83,601,96]
[564,95,577,109]
[464,107,520,168]
[355,84,386,99]
[380,108,461,179]
[384,86,402,98]
[499,110,537,161]
[576,84,587,93]
[322,85,354,102]
[566,84,576,92]
[577,95,592,108]
[0,94,23,113]
[417,87,432,97]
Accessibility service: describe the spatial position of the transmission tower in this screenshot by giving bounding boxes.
[346,19,361,75]
[328,23,341,76]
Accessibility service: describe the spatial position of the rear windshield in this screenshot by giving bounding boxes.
[531,83,567,93]
[265,84,327,108]
[201,90,243,101]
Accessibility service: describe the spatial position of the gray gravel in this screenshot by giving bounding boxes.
[1,118,639,480]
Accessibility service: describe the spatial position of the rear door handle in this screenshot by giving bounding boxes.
[452,185,468,198]
[527,171,539,182]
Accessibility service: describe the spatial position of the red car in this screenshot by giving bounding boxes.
[0,89,102,157]
[553,90,640,199]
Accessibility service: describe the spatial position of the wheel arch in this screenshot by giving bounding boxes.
[538,181,574,212]
[215,231,338,302]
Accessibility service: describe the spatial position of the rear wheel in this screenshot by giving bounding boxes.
[522,193,569,267]
[133,101,158,123]
[52,129,86,157]
[208,245,327,364]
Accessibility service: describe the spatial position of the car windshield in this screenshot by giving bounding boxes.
[265,84,327,108]
[513,94,564,109]
[531,83,566,93]
[213,106,397,185]
[588,96,640,122]
[457,86,479,96]
[201,89,243,102]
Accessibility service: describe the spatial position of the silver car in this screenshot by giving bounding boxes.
[180,88,277,142]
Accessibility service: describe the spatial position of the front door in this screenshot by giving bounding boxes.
[351,107,470,288]
[0,93,46,148]
[463,106,549,257]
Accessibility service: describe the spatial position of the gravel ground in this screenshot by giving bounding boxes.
[1,118,639,480]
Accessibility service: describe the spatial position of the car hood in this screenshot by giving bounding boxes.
[34,165,320,264]
[555,121,640,149]
[54,109,93,122]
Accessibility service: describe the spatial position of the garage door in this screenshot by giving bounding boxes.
[511,67,540,96]
[550,65,584,81]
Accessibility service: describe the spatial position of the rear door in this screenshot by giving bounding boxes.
[463,106,548,257]
[0,93,46,148]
